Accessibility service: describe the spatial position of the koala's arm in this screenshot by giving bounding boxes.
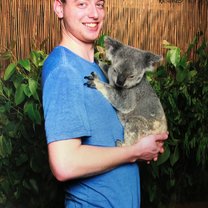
[85,72,136,113]
[98,60,109,81]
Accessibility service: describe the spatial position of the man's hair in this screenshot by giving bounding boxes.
[61,0,66,2]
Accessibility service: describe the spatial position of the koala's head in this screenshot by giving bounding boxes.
[104,36,162,89]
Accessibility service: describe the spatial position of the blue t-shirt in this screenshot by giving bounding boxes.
[42,46,140,208]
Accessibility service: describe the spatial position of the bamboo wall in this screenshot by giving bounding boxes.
[0,0,207,61]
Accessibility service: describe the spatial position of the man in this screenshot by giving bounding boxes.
[42,0,168,207]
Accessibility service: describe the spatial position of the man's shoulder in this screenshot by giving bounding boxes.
[44,46,70,66]
[42,46,78,83]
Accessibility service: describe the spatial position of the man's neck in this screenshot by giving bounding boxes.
[60,35,95,63]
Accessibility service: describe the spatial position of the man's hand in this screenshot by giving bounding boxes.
[130,132,168,163]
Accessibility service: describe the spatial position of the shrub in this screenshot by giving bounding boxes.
[140,32,208,207]
[0,48,64,208]
[0,33,207,207]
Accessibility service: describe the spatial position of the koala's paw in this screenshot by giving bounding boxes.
[116,139,123,147]
[84,72,99,88]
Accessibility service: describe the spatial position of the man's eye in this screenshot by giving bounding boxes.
[77,1,87,8]
[79,3,87,7]
[96,1,105,8]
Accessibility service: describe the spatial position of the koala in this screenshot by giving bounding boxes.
[85,36,167,147]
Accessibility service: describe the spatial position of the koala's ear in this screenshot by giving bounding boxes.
[104,36,123,53]
[144,52,163,71]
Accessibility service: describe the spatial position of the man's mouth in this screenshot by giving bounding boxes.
[84,23,98,28]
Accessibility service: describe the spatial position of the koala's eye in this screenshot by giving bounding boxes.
[113,68,117,73]
[128,75,135,79]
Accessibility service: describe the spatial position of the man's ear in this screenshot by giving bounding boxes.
[54,0,64,18]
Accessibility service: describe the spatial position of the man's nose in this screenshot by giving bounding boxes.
[88,4,99,19]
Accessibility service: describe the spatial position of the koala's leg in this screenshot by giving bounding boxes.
[118,116,150,147]
[85,72,136,113]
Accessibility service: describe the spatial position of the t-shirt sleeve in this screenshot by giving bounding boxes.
[42,65,91,144]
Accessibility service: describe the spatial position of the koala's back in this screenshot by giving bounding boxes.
[118,78,167,146]
[135,78,164,119]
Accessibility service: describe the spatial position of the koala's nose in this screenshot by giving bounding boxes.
[116,77,125,87]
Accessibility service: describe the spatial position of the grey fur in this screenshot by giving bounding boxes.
[85,36,167,147]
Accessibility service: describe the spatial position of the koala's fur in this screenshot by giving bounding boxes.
[85,36,167,147]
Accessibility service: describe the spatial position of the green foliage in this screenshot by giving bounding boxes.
[94,34,108,62]
[141,32,208,207]
[0,49,64,207]
[0,33,207,207]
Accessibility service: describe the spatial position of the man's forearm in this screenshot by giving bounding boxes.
[48,138,135,181]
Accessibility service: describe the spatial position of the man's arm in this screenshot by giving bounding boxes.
[48,133,168,181]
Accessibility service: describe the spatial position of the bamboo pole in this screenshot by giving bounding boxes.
[0,0,207,61]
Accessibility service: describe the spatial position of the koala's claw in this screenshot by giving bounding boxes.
[84,72,97,88]
[84,75,93,81]
[84,72,97,80]
[90,72,98,79]
[116,139,123,147]
[84,82,96,88]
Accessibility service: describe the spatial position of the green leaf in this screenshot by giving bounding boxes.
[156,145,171,166]
[148,184,157,202]
[30,51,39,67]
[18,59,31,71]
[13,73,24,89]
[15,154,28,166]
[170,179,176,187]
[22,180,30,190]
[166,48,181,67]
[202,85,208,94]
[0,135,12,158]
[0,80,3,95]
[179,55,188,69]
[22,178,39,193]
[0,190,6,204]
[0,106,6,113]
[0,179,10,194]
[176,68,188,82]
[188,70,197,81]
[30,155,42,173]
[23,84,32,98]
[37,50,48,67]
[29,179,39,193]
[40,38,49,49]
[28,79,39,100]
[4,63,16,80]
[3,87,13,99]
[97,34,106,47]
[15,84,26,105]
[0,110,10,121]
[168,94,177,109]
[0,51,12,61]
[24,102,41,124]
[170,145,179,166]
[5,121,19,137]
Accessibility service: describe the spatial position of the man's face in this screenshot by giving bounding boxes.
[61,0,105,43]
